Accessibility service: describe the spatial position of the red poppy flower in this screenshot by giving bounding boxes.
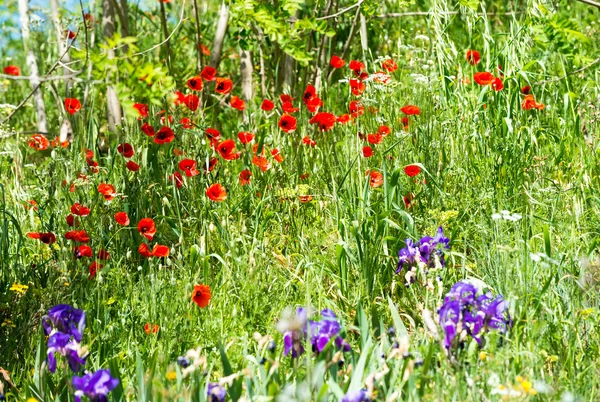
[362,146,373,158]
[309,112,336,132]
[192,284,211,308]
[27,232,56,244]
[51,136,70,148]
[117,143,134,158]
[144,323,152,334]
[280,94,294,103]
[404,164,421,177]
[159,113,174,125]
[466,50,481,66]
[205,128,221,144]
[349,79,366,96]
[115,212,130,226]
[154,126,175,144]
[305,95,323,113]
[271,148,283,163]
[282,101,299,114]
[187,76,203,91]
[200,66,217,81]
[382,58,398,73]
[65,230,90,243]
[252,155,270,172]
[215,77,233,94]
[261,99,275,111]
[88,262,102,278]
[133,103,149,119]
[126,160,140,172]
[238,132,254,144]
[378,125,390,136]
[239,169,251,186]
[141,123,155,136]
[74,245,93,259]
[206,183,227,202]
[330,55,345,69]
[202,157,218,173]
[278,114,297,133]
[401,116,409,130]
[71,203,90,216]
[491,77,504,91]
[64,98,81,115]
[299,195,313,203]
[367,133,383,145]
[369,170,384,188]
[302,136,316,147]
[349,101,364,117]
[180,118,192,129]
[137,218,156,241]
[521,85,531,95]
[179,159,199,177]
[66,214,76,227]
[151,244,170,258]
[522,94,544,111]
[303,84,317,103]
[184,94,200,111]
[3,65,20,76]
[97,249,110,260]
[401,105,421,115]
[404,193,415,209]
[300,173,310,180]
[173,91,186,106]
[473,72,495,86]
[230,96,245,111]
[138,243,152,258]
[97,183,116,201]
[28,134,49,150]
[349,60,365,76]
[24,200,38,210]
[170,171,184,188]
[200,44,211,56]
[216,139,241,161]
[337,114,351,124]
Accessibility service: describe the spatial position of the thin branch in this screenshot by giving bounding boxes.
[375,11,520,18]
[316,0,364,20]
[536,56,600,85]
[133,0,187,57]
[0,72,82,81]
[576,0,600,9]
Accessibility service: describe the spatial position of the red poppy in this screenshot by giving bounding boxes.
[154,126,175,144]
[184,94,200,111]
[280,94,294,103]
[192,284,211,308]
[378,125,390,136]
[65,230,90,243]
[27,232,56,244]
[74,245,93,259]
[170,171,184,188]
[404,193,415,209]
[350,79,366,96]
[330,55,345,69]
[200,66,216,81]
[261,99,275,111]
[200,44,211,56]
[66,214,76,227]
[466,50,481,66]
[349,101,364,117]
[278,114,297,133]
[202,157,218,172]
[137,218,156,241]
[179,159,199,177]
[369,170,384,188]
[299,195,313,203]
[215,77,233,94]
[521,85,531,95]
[401,116,409,130]
[115,212,130,226]
[473,72,495,86]
[97,249,110,260]
[282,101,299,114]
[349,60,365,76]
[337,114,351,124]
[51,136,70,148]
[187,76,203,91]
[216,139,241,161]
[71,203,90,216]
[159,113,174,125]
[179,118,192,129]
[28,134,49,151]
[205,128,221,144]
[133,103,149,119]
[238,132,254,144]
[252,155,270,172]
[309,112,336,132]
[271,148,283,163]
[206,183,227,202]
[173,91,186,106]
[401,105,421,115]
[141,123,155,136]
[88,262,102,278]
[117,143,134,158]
[300,173,310,180]
[404,164,421,177]
[302,136,316,147]
[522,94,544,111]
[239,169,251,186]
[151,244,170,258]
[97,183,116,201]
[382,58,398,73]
[64,98,81,115]
[126,160,140,172]
[303,84,317,103]
[138,243,152,258]
[367,133,383,145]
[3,65,20,76]
[362,146,373,158]
[491,77,504,91]
[305,95,323,113]
[144,323,152,334]
[230,96,245,111]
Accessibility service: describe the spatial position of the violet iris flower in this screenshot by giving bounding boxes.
[342,389,370,402]
[43,304,86,342]
[207,383,226,402]
[47,332,86,373]
[397,227,450,273]
[72,369,119,402]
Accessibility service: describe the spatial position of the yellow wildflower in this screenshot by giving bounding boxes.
[10,283,29,295]
[166,371,177,381]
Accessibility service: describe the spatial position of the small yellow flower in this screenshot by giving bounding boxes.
[166,371,177,381]
[64,282,70,287]
[10,283,29,294]
[478,351,487,361]
[27,398,39,402]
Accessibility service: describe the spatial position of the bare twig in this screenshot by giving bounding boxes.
[535,56,600,85]
[375,11,520,18]
[133,0,187,57]
[576,0,600,9]
[0,73,82,81]
[316,0,364,20]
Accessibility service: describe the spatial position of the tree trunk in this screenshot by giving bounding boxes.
[19,0,47,134]
[192,0,203,71]
[50,0,71,93]
[359,12,368,59]
[240,49,253,101]
[209,2,229,71]
[102,0,122,133]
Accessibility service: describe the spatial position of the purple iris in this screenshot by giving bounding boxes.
[72,369,119,402]
[47,332,86,373]
[396,227,450,273]
[207,383,226,402]
[438,281,511,349]
[43,304,86,342]
[342,389,369,402]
